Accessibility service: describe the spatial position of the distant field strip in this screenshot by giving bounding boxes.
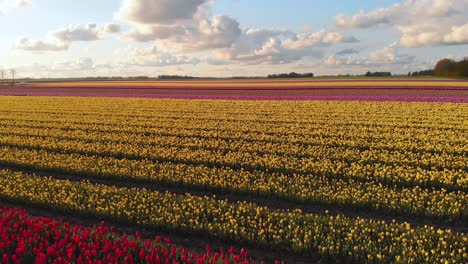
[27,80,468,88]
[2,79,466,102]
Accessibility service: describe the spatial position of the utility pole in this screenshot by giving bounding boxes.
[0,69,4,87]
[10,69,16,86]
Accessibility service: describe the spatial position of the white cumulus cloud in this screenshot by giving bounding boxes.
[215,29,358,65]
[117,0,209,24]
[52,24,99,42]
[102,23,122,34]
[125,10,242,52]
[118,0,358,65]
[334,0,468,47]
[324,43,415,69]
[15,37,69,52]
[16,23,121,52]
[116,46,200,67]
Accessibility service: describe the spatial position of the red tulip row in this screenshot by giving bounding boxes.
[0,206,254,264]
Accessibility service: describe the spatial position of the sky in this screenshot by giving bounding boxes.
[0,0,467,78]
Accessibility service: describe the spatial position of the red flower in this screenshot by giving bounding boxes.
[139,248,146,259]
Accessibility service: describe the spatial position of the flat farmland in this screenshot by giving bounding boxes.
[0,80,467,263]
[2,78,468,102]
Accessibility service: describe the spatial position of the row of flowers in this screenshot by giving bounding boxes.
[0,206,252,264]
[0,98,465,191]
[1,102,465,155]
[0,146,466,220]
[0,125,465,189]
[0,169,466,263]
[1,107,463,149]
[1,97,465,138]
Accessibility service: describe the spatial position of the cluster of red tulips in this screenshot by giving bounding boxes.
[0,206,253,264]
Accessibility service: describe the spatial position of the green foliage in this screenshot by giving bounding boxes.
[434,58,468,77]
[267,72,314,78]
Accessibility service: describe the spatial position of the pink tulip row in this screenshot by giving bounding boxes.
[1,92,466,102]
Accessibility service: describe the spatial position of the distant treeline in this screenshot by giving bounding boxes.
[408,70,434,76]
[365,72,392,77]
[434,58,468,77]
[158,75,198,79]
[267,72,314,78]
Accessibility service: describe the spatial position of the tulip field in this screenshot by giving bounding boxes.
[0,80,467,263]
[0,207,251,264]
[2,78,468,102]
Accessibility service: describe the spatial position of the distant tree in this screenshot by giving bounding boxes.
[158,75,197,79]
[365,71,392,77]
[434,58,468,77]
[454,58,468,77]
[288,72,299,78]
[267,72,314,79]
[408,69,435,77]
[434,58,455,77]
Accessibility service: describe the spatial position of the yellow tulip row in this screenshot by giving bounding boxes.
[1,146,466,219]
[0,169,465,264]
[0,96,465,128]
[1,103,466,157]
[0,131,465,190]
[1,113,463,146]
[1,96,465,123]
[1,106,465,147]
[0,98,466,159]
[1,103,465,130]
[1,123,465,173]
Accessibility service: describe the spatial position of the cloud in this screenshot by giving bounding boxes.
[16,23,120,52]
[116,46,200,67]
[118,0,357,64]
[117,0,209,24]
[399,21,468,47]
[102,23,122,34]
[15,57,119,78]
[15,37,69,52]
[161,14,242,52]
[17,0,29,8]
[206,58,231,65]
[0,0,30,14]
[127,13,242,52]
[324,43,415,68]
[127,24,186,42]
[442,22,468,45]
[15,57,102,76]
[369,43,414,64]
[55,57,97,71]
[282,30,358,50]
[215,29,357,65]
[336,48,359,56]
[334,0,468,47]
[334,7,397,29]
[52,24,99,42]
